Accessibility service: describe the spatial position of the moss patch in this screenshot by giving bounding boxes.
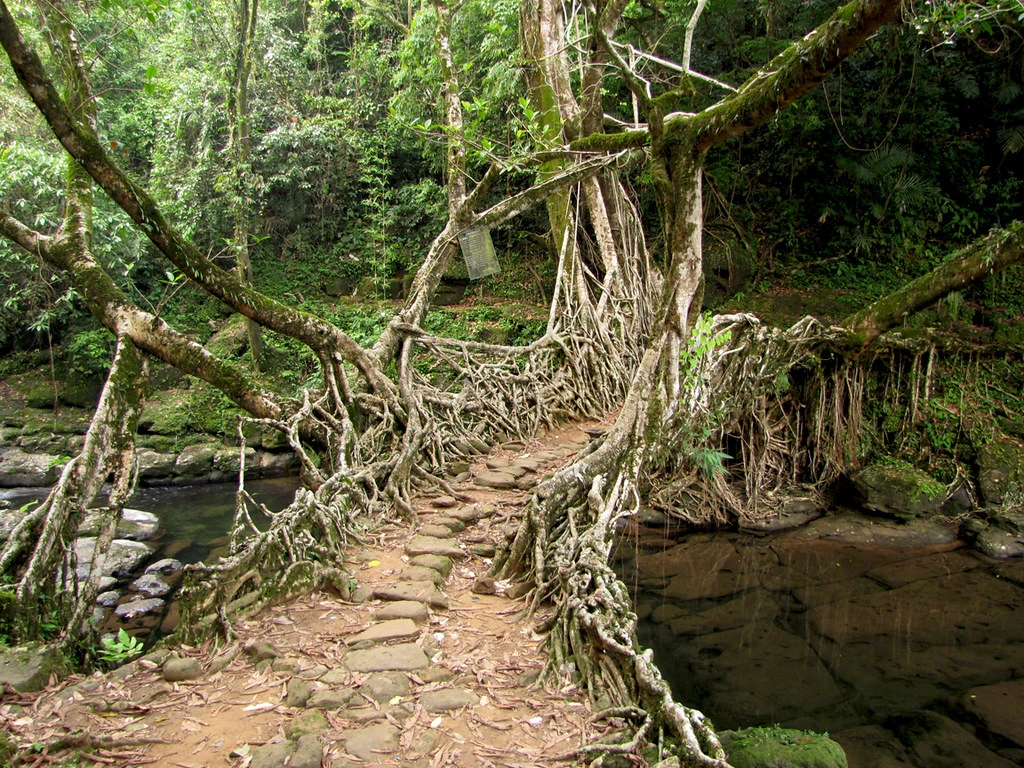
[721,726,848,768]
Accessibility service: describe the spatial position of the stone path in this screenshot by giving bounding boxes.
[0,425,607,768]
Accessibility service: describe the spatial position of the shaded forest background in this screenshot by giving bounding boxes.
[2,0,1022,387]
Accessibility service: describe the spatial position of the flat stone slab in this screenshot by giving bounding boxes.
[409,554,453,576]
[374,601,429,623]
[448,506,484,523]
[345,643,429,673]
[307,688,355,710]
[964,678,1024,747]
[344,723,400,761]
[474,470,518,489]
[512,457,544,472]
[418,524,454,539]
[431,495,458,508]
[420,688,480,712]
[363,671,410,703]
[405,536,466,560]
[347,619,420,645]
[399,565,444,585]
[374,581,448,608]
[432,516,466,532]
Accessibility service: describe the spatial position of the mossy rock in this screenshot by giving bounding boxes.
[205,316,250,359]
[977,436,1024,505]
[851,463,945,521]
[25,384,59,409]
[721,727,848,768]
[174,441,221,479]
[61,378,103,408]
[138,390,193,436]
[475,325,509,345]
[0,643,69,693]
[994,319,1024,345]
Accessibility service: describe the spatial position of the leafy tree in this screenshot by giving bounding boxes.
[1,1,1023,765]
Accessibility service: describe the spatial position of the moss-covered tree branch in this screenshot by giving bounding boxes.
[844,221,1024,344]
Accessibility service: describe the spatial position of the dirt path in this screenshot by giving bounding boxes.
[2,421,611,767]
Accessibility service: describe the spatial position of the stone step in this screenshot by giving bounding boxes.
[345,643,430,673]
[373,581,449,608]
[346,618,421,645]
[374,601,430,622]
[405,536,466,560]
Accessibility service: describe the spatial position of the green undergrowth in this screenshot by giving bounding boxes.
[0,295,551,452]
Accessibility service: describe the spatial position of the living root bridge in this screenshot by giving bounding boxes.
[494,308,1019,766]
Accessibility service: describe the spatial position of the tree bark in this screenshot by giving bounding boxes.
[227,0,264,370]
[844,221,1024,344]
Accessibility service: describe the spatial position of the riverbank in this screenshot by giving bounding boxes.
[0,423,606,768]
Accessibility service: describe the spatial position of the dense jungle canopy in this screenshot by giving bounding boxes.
[1,0,1024,763]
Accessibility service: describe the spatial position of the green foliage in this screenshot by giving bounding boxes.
[62,329,115,380]
[693,444,731,478]
[97,628,144,665]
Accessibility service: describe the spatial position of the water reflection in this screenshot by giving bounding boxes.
[129,477,299,564]
[617,531,1024,733]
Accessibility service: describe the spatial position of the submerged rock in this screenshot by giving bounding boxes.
[79,508,160,541]
[114,597,165,620]
[720,726,847,768]
[145,557,184,576]
[129,573,171,598]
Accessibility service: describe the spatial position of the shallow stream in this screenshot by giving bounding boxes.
[615,524,1024,764]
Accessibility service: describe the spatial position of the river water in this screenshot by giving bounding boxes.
[615,525,1024,756]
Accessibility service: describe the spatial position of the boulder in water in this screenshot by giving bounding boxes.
[74,537,153,580]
